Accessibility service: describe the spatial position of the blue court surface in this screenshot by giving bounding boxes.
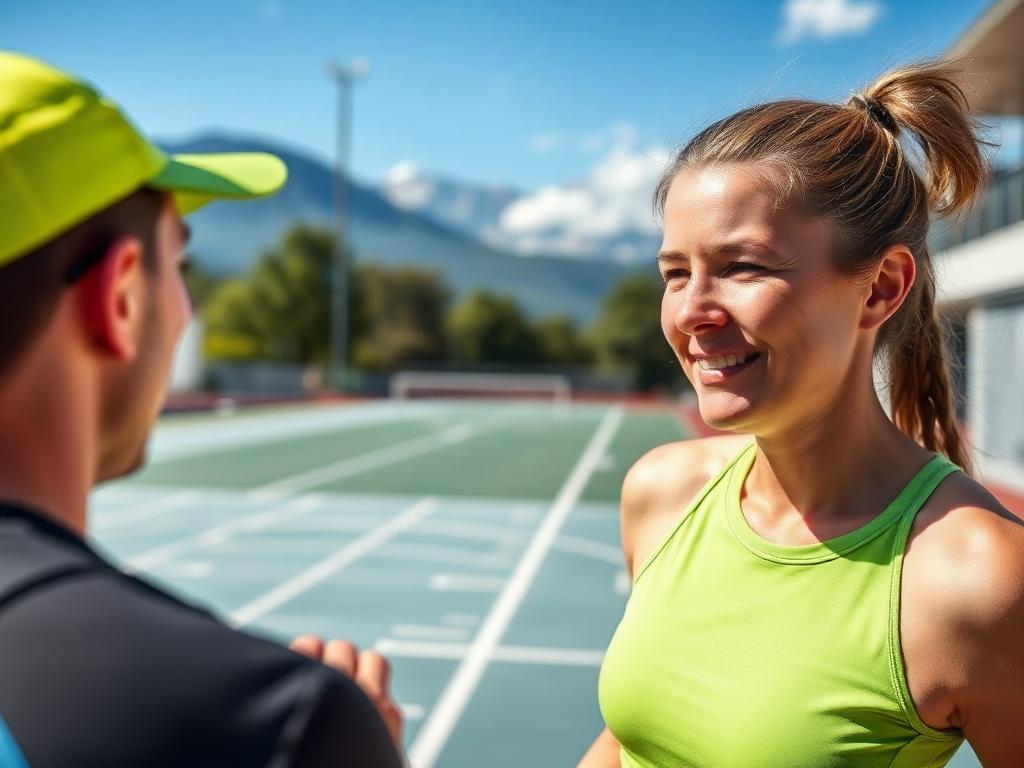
[88,400,981,768]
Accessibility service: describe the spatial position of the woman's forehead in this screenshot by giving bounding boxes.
[661,165,824,255]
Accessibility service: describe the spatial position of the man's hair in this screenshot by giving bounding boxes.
[0,187,165,382]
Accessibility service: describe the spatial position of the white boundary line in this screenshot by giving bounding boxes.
[552,535,624,565]
[126,494,325,572]
[122,414,507,572]
[229,497,436,628]
[248,423,479,502]
[375,638,605,667]
[407,406,623,768]
[94,490,199,530]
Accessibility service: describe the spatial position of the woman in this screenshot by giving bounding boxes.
[581,60,1024,767]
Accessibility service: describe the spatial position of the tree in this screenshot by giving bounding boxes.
[446,290,541,365]
[533,315,592,367]
[202,224,339,364]
[351,265,450,370]
[589,274,681,391]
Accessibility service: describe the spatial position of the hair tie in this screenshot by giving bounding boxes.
[850,94,899,134]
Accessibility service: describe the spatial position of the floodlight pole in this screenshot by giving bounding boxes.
[326,59,367,392]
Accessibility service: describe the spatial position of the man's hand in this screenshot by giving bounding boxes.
[290,635,403,746]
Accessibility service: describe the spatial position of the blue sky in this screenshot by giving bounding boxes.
[1,0,1004,191]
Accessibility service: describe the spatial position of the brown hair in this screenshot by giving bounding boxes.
[655,59,990,474]
[0,187,164,382]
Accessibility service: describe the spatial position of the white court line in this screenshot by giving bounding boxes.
[553,535,624,565]
[378,543,513,570]
[390,624,469,642]
[94,490,199,530]
[229,497,437,628]
[124,416,499,572]
[407,406,623,768]
[249,423,479,502]
[400,703,426,721]
[127,494,325,572]
[375,639,605,667]
[429,574,504,592]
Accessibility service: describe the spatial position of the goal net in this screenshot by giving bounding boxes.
[389,371,572,411]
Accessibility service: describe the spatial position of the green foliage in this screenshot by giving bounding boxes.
[352,265,450,370]
[533,315,592,367]
[203,224,336,364]
[447,290,541,365]
[199,222,677,393]
[181,259,221,312]
[589,274,680,391]
[201,224,449,372]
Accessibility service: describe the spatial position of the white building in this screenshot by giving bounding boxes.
[937,0,1024,501]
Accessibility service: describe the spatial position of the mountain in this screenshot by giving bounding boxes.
[376,158,665,264]
[379,161,520,245]
[161,133,647,323]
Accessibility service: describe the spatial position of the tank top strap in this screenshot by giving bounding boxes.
[887,453,963,739]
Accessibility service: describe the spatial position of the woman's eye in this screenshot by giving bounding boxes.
[728,262,766,274]
[661,269,690,283]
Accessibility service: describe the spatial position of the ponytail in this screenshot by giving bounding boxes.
[657,57,990,472]
[860,60,987,475]
[886,271,974,475]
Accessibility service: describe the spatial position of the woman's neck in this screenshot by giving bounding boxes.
[743,386,933,543]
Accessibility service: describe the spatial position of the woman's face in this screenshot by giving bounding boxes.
[659,164,869,436]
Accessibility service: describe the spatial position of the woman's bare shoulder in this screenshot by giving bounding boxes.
[908,471,1024,610]
[620,433,753,574]
[905,472,1024,738]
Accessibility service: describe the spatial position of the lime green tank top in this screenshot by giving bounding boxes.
[599,442,964,768]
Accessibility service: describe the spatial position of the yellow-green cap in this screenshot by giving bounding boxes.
[0,51,288,268]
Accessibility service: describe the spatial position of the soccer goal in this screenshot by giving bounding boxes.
[389,371,572,412]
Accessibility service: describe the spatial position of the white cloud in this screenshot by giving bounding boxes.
[497,134,670,259]
[382,161,435,210]
[527,133,560,154]
[777,0,883,45]
[259,0,283,20]
[579,121,638,154]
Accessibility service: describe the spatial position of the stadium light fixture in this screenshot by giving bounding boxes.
[325,58,369,393]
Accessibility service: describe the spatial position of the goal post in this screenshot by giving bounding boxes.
[389,371,572,412]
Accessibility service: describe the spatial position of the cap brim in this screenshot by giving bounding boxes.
[149,152,288,215]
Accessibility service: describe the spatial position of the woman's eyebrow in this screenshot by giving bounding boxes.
[657,250,688,263]
[707,239,783,259]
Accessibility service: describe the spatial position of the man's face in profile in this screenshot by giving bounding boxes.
[99,194,193,482]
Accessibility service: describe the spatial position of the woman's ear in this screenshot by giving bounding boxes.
[860,244,916,331]
[76,236,145,360]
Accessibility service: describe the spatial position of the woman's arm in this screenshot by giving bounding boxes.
[944,505,1024,766]
[578,727,621,767]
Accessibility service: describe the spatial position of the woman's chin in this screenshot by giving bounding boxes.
[697,393,756,432]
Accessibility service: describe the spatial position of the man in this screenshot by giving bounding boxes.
[0,51,403,767]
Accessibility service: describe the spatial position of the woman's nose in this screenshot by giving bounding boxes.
[672,277,730,335]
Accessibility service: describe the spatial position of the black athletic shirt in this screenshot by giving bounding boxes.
[0,502,403,768]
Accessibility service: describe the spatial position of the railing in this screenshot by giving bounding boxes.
[930,165,1024,253]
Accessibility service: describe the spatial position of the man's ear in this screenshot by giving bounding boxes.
[860,244,916,331]
[76,236,145,360]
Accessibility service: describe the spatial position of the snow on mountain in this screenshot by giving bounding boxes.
[377,142,670,264]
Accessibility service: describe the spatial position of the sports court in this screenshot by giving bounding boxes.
[89,399,683,767]
[89,399,982,768]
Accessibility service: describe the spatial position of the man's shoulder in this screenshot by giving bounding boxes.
[0,548,400,766]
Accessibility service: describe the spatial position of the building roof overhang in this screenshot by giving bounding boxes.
[949,0,1024,115]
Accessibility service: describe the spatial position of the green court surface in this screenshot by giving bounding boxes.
[90,400,981,768]
[91,401,686,768]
